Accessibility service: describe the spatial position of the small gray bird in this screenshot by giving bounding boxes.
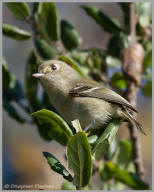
[33,60,145,135]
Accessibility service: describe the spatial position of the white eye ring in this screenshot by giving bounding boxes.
[51,64,59,71]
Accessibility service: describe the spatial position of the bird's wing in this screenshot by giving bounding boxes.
[69,82,138,113]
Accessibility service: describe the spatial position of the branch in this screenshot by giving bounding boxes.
[124,3,144,179]
[130,3,135,45]
[125,81,144,178]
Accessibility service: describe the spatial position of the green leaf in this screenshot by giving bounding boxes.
[82,5,122,34]
[136,2,152,21]
[104,137,118,161]
[136,2,152,27]
[143,50,152,73]
[61,181,76,190]
[118,3,130,30]
[104,162,149,190]
[106,55,122,68]
[69,50,89,65]
[99,161,113,181]
[5,73,25,102]
[3,93,25,123]
[117,140,132,168]
[3,59,26,123]
[37,2,59,41]
[34,36,57,59]
[88,135,98,145]
[111,18,123,29]
[110,72,127,89]
[86,54,102,69]
[42,91,58,113]
[25,52,53,141]
[107,34,124,57]
[59,55,85,76]
[67,51,90,75]
[141,80,152,97]
[92,120,119,160]
[66,131,92,187]
[3,23,31,41]
[61,20,82,50]
[3,59,25,102]
[32,109,73,145]
[6,2,30,20]
[43,152,73,182]
[25,51,42,111]
[2,58,10,91]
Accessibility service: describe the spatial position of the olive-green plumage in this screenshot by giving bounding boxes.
[33,60,146,135]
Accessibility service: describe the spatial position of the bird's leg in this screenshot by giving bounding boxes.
[84,120,96,132]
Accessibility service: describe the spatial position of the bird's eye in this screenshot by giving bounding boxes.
[51,65,57,71]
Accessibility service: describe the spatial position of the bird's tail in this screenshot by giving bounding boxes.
[123,111,146,135]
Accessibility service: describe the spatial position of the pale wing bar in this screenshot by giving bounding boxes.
[69,85,138,113]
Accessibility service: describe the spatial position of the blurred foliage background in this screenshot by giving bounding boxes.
[2,2,152,190]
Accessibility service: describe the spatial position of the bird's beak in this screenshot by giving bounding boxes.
[32,73,44,78]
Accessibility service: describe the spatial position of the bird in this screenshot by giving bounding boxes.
[32,60,146,135]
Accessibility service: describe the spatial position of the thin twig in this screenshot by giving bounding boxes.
[125,82,144,178]
[124,2,144,179]
[130,3,135,45]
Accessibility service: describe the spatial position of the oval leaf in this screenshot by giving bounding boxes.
[32,109,73,145]
[3,93,25,123]
[25,51,42,111]
[110,72,127,89]
[92,120,119,160]
[107,34,124,57]
[66,131,92,187]
[118,3,130,28]
[104,162,149,190]
[59,55,85,76]
[61,20,82,50]
[117,140,132,168]
[37,2,59,41]
[43,152,73,182]
[104,137,118,161]
[6,2,30,20]
[61,181,76,190]
[34,36,57,59]
[88,135,98,145]
[4,70,25,102]
[9,75,25,101]
[82,5,122,34]
[3,23,31,41]
[26,52,52,141]
[69,51,89,65]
